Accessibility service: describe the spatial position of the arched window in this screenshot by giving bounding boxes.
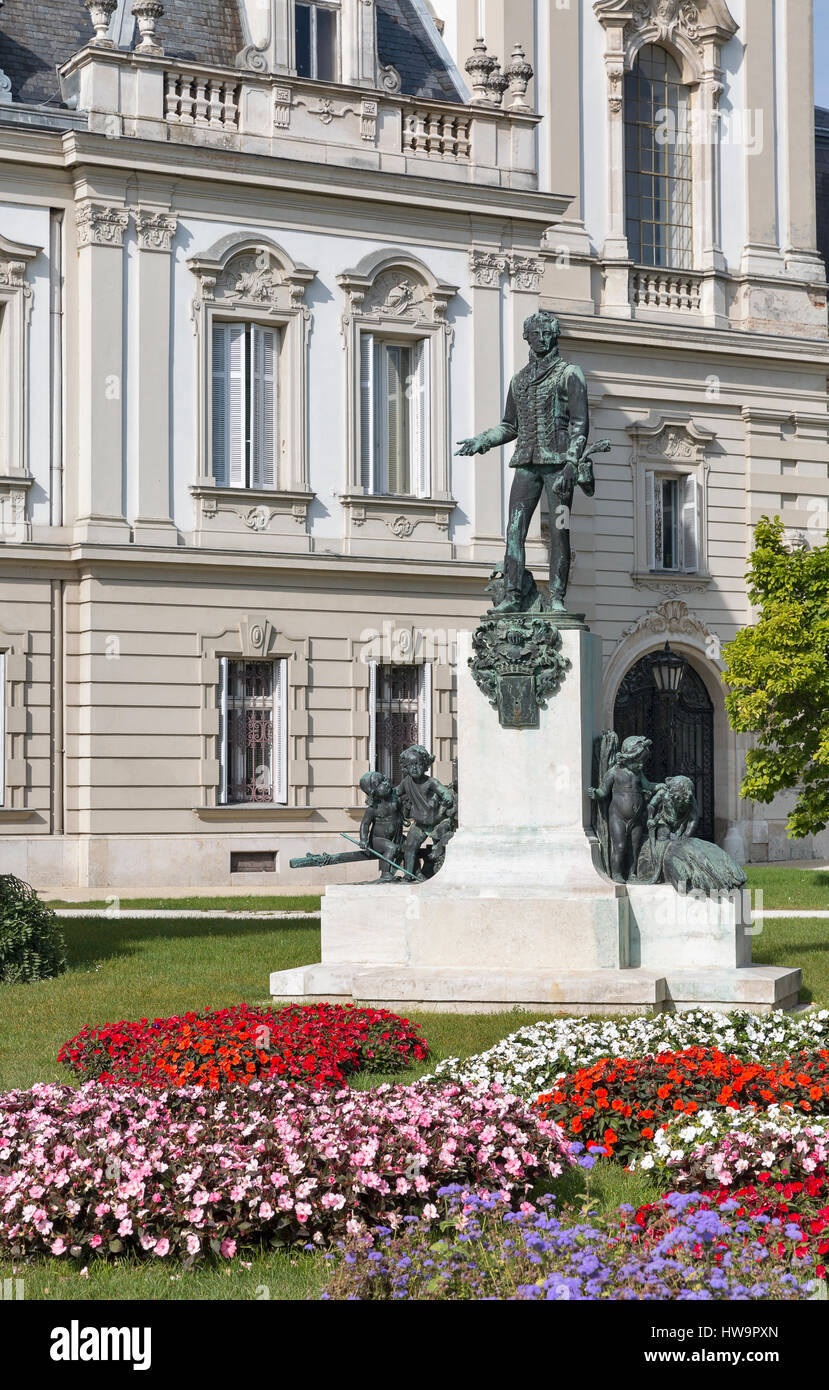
[624,44,693,270]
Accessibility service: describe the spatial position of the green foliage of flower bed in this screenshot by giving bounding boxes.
[0,876,67,985]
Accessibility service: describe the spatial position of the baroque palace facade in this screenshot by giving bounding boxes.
[0,0,827,889]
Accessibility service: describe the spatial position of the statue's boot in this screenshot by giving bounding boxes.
[547,590,568,614]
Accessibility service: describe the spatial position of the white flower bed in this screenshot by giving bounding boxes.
[425,1009,829,1100]
[633,1104,829,1180]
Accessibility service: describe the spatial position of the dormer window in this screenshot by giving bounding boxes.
[295,2,339,82]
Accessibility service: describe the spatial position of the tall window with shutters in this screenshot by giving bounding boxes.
[359,335,430,497]
[646,472,699,573]
[211,321,279,490]
[218,658,287,805]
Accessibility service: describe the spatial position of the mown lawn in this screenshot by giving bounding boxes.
[744,866,829,911]
[1,908,826,1300]
[45,894,322,914]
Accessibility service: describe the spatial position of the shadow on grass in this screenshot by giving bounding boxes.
[63,916,320,973]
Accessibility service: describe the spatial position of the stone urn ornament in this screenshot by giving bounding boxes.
[464,38,498,104]
[84,0,118,46]
[486,62,510,107]
[505,44,534,110]
[132,0,165,55]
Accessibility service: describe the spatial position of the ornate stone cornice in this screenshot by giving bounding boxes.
[75,202,130,249]
[134,208,178,253]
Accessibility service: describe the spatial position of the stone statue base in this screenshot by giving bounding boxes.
[270,626,801,1015]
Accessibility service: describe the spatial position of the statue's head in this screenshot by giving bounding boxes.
[360,770,393,802]
[399,744,434,781]
[618,735,652,767]
[523,310,560,357]
[665,775,696,812]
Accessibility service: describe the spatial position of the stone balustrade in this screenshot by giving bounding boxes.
[402,106,472,162]
[164,69,241,131]
[630,266,704,313]
[58,46,540,189]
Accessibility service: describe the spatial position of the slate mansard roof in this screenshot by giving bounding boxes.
[0,0,460,109]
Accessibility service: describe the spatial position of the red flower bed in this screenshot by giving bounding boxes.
[534,1047,829,1163]
[58,1003,429,1091]
[634,1179,829,1283]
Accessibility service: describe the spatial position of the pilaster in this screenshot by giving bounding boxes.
[74,198,131,542]
[132,207,179,544]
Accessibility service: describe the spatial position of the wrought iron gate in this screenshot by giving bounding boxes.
[613,654,715,842]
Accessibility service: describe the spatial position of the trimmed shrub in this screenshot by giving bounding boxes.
[0,875,67,984]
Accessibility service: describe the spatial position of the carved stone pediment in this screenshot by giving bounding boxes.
[338,251,457,329]
[629,412,714,465]
[188,237,316,320]
[618,599,713,646]
[594,0,738,77]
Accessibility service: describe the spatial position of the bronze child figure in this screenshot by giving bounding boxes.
[396,744,456,881]
[590,735,658,882]
[358,771,404,882]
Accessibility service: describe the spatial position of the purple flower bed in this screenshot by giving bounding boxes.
[322,1187,818,1301]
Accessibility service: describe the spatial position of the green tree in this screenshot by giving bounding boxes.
[722,516,829,838]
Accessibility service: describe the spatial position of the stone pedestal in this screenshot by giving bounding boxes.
[270,626,801,1014]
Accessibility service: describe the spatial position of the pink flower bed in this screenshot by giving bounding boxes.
[0,1079,571,1263]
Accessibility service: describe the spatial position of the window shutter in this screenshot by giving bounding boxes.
[417,662,432,754]
[359,333,375,493]
[251,324,278,490]
[368,660,377,772]
[387,346,404,494]
[218,656,229,806]
[211,324,229,487]
[274,658,288,805]
[228,322,246,488]
[410,338,430,498]
[645,470,656,570]
[681,473,699,572]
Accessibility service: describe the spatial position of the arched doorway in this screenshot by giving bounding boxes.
[613,649,715,842]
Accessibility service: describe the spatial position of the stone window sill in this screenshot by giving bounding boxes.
[633,571,712,585]
[194,805,316,821]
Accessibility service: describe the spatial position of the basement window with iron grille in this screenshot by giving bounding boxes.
[219,658,287,805]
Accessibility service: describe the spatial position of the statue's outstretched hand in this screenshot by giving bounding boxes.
[455,435,489,456]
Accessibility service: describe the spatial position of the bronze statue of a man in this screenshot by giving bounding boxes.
[457,311,604,615]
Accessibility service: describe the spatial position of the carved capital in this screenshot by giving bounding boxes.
[508,254,544,293]
[469,249,507,288]
[75,201,129,249]
[134,208,178,253]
